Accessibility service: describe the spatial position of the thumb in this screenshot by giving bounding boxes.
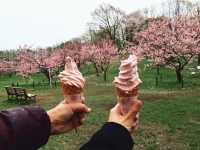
[70,103,91,113]
[131,100,143,112]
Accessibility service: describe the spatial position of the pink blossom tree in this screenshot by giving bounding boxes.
[16,47,63,87]
[134,16,200,86]
[62,41,85,68]
[15,50,39,78]
[81,43,102,77]
[83,40,118,81]
[36,48,63,87]
[0,59,16,75]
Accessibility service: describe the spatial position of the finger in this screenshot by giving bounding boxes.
[81,96,85,104]
[124,110,137,121]
[132,119,139,130]
[124,100,143,121]
[136,99,144,106]
[136,113,139,119]
[76,112,86,124]
[132,123,137,130]
[134,113,139,121]
[129,100,143,116]
[76,113,86,126]
[72,114,84,127]
[135,119,139,129]
[133,113,140,129]
[78,113,85,119]
[71,103,91,113]
[80,117,86,124]
[133,100,143,110]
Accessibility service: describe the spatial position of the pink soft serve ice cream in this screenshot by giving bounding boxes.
[58,57,85,89]
[114,55,141,92]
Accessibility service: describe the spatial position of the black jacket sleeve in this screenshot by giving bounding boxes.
[0,106,51,150]
[80,122,134,150]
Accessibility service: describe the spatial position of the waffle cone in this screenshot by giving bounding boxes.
[61,82,82,99]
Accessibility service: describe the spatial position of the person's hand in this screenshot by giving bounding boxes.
[108,100,143,132]
[47,101,91,135]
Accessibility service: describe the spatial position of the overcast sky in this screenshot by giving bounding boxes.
[0,0,173,49]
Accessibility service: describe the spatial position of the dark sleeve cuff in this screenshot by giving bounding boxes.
[81,122,134,150]
[1,106,51,150]
[100,122,134,150]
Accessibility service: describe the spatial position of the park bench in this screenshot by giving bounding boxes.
[5,86,16,100]
[5,86,36,102]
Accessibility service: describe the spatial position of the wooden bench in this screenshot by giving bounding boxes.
[5,87,36,102]
[5,86,16,100]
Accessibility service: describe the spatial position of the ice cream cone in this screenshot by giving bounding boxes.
[58,57,85,103]
[113,54,142,115]
[60,82,83,103]
[61,82,82,95]
[116,86,139,114]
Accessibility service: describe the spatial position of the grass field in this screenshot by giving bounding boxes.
[0,62,200,150]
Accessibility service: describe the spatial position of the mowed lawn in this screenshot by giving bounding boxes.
[0,63,200,150]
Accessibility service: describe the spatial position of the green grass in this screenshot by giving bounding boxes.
[0,61,200,150]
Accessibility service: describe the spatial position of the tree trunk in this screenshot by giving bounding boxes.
[181,75,184,88]
[41,68,52,87]
[155,76,158,87]
[48,68,52,88]
[93,63,100,77]
[198,54,200,65]
[77,63,81,69]
[156,64,160,76]
[155,65,160,87]
[175,69,183,87]
[103,70,107,81]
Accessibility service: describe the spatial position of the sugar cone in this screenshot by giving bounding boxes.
[116,86,139,114]
[61,82,83,103]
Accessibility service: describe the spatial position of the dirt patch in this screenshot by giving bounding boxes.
[37,95,55,101]
[139,89,200,102]
[0,91,6,97]
[140,92,177,101]
[34,89,62,102]
[189,117,200,125]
